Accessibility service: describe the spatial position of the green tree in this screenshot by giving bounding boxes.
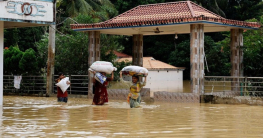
[4,27,45,52]
[242,17,263,76]
[216,16,263,77]
[19,48,39,75]
[4,46,23,75]
[4,46,39,75]
[224,0,263,20]
[193,0,227,17]
[58,0,118,20]
[4,29,19,48]
[205,36,231,76]
[168,36,229,79]
[168,40,191,80]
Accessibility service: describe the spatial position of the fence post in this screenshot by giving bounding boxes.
[223,77,225,93]
[69,74,71,95]
[245,77,247,96]
[33,76,35,93]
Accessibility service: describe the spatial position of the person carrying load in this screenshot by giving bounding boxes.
[89,61,116,105]
[120,66,148,108]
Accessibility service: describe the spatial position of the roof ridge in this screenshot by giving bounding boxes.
[138,1,187,7]
[187,1,195,17]
[103,0,224,24]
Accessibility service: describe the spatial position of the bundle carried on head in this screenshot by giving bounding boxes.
[88,61,117,74]
[121,66,148,77]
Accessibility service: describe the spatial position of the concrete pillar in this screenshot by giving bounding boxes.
[132,34,143,66]
[0,21,3,105]
[88,31,100,97]
[190,24,204,94]
[95,31,100,61]
[88,31,95,97]
[46,25,56,96]
[230,29,243,92]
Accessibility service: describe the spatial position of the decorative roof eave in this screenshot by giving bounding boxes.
[71,16,260,31]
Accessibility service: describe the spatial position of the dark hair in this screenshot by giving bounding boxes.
[132,75,139,80]
[58,72,63,77]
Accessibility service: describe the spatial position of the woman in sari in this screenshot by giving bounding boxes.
[92,72,114,105]
[119,72,147,108]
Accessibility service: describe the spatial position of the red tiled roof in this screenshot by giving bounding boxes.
[71,1,260,30]
[117,57,185,70]
[113,51,131,58]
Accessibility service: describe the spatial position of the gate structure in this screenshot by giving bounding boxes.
[0,0,56,105]
[70,1,260,102]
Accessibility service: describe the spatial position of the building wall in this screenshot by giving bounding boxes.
[123,70,183,92]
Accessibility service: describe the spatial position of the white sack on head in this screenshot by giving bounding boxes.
[121,66,148,76]
[56,77,70,93]
[89,61,117,74]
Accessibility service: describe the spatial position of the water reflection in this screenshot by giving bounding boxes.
[1,96,263,137]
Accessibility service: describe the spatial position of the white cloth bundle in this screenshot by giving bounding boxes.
[56,77,70,93]
[14,76,22,89]
[89,61,117,74]
[121,66,148,76]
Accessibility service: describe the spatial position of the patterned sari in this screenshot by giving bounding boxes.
[92,78,112,105]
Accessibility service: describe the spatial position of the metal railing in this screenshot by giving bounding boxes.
[204,76,263,96]
[3,75,47,94]
[52,75,89,95]
[3,75,89,95]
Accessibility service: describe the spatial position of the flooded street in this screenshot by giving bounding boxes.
[1,96,263,137]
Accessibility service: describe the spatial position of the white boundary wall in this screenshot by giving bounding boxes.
[123,70,184,92]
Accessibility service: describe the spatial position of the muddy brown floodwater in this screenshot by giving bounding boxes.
[1,96,263,137]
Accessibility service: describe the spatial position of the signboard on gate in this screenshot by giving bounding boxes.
[0,0,54,22]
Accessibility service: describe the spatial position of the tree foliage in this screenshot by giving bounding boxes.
[19,48,39,75]
[4,46,39,75]
[4,46,23,75]
[58,0,118,20]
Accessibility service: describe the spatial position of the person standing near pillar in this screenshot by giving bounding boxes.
[55,72,70,103]
[92,71,114,105]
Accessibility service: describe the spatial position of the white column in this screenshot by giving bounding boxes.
[0,21,4,105]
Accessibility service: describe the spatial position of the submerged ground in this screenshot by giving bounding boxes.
[0,96,263,137]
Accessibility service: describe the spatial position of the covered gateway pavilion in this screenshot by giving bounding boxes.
[0,0,56,105]
[71,1,260,102]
